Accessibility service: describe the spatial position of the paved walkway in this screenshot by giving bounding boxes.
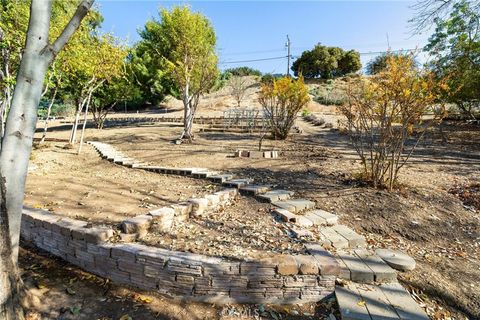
[87,141,429,320]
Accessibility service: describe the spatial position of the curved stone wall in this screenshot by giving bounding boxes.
[21,207,338,304]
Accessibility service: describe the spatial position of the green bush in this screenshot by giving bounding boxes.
[310,81,348,106]
[38,101,76,118]
[224,66,261,77]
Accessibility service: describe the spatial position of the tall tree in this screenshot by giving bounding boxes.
[0,0,94,318]
[0,1,31,137]
[424,0,480,119]
[291,44,361,79]
[410,0,480,34]
[65,33,126,144]
[139,6,219,142]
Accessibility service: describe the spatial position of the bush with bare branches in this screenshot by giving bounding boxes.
[339,55,449,190]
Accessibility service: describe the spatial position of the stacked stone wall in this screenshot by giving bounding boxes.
[21,207,338,304]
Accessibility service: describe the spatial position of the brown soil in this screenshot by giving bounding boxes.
[143,197,307,260]
[27,107,480,319]
[25,144,210,224]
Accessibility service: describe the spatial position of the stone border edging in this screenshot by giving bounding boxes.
[21,207,339,304]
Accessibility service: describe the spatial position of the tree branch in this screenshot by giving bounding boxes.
[46,0,95,60]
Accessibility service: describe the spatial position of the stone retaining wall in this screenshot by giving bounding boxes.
[21,207,338,304]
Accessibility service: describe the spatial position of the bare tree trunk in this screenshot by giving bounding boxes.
[77,88,95,154]
[0,177,25,320]
[39,86,57,144]
[0,0,94,316]
[70,100,83,144]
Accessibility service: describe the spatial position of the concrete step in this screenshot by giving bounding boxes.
[336,282,429,320]
[304,209,338,226]
[192,171,220,179]
[208,174,235,183]
[239,184,271,196]
[257,190,294,203]
[318,225,366,249]
[272,199,315,213]
[273,208,314,227]
[336,249,397,283]
[223,178,253,188]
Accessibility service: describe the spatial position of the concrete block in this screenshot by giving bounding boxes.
[121,215,152,236]
[188,198,209,217]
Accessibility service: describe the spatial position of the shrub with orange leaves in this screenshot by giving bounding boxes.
[259,76,310,139]
[339,54,449,190]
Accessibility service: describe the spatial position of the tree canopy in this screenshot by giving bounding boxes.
[424,0,480,118]
[291,44,361,79]
[138,6,219,141]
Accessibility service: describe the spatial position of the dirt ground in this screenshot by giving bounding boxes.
[26,97,480,319]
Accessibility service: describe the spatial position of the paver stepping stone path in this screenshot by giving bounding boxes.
[304,209,338,226]
[273,199,315,213]
[257,190,294,203]
[335,249,397,283]
[223,178,252,188]
[336,282,429,320]
[239,184,271,195]
[86,141,428,317]
[208,174,235,183]
[375,249,416,271]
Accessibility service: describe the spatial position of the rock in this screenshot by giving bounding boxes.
[188,198,209,217]
[294,255,319,275]
[149,207,175,231]
[375,249,416,271]
[296,216,314,227]
[121,215,152,236]
[276,255,298,275]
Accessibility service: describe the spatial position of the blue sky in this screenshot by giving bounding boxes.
[97,1,430,73]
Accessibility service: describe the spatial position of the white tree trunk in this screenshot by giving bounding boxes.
[0,0,94,317]
[39,86,57,144]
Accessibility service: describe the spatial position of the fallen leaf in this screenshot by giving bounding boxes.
[119,315,132,320]
[66,287,76,295]
[357,299,366,307]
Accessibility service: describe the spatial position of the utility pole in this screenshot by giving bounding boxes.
[286,35,291,76]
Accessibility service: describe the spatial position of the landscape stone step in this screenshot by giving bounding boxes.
[272,199,315,213]
[273,208,314,227]
[336,282,429,320]
[318,225,366,249]
[192,171,220,179]
[331,225,366,248]
[239,184,271,195]
[304,209,338,226]
[257,190,294,203]
[335,249,397,283]
[223,178,253,188]
[208,174,235,183]
[375,249,416,271]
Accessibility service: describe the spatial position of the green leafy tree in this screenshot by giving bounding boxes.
[126,43,175,105]
[63,33,127,145]
[291,44,361,79]
[224,66,262,76]
[139,6,219,141]
[425,0,480,119]
[0,1,30,137]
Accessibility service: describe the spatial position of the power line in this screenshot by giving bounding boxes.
[221,48,424,65]
[220,56,288,64]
